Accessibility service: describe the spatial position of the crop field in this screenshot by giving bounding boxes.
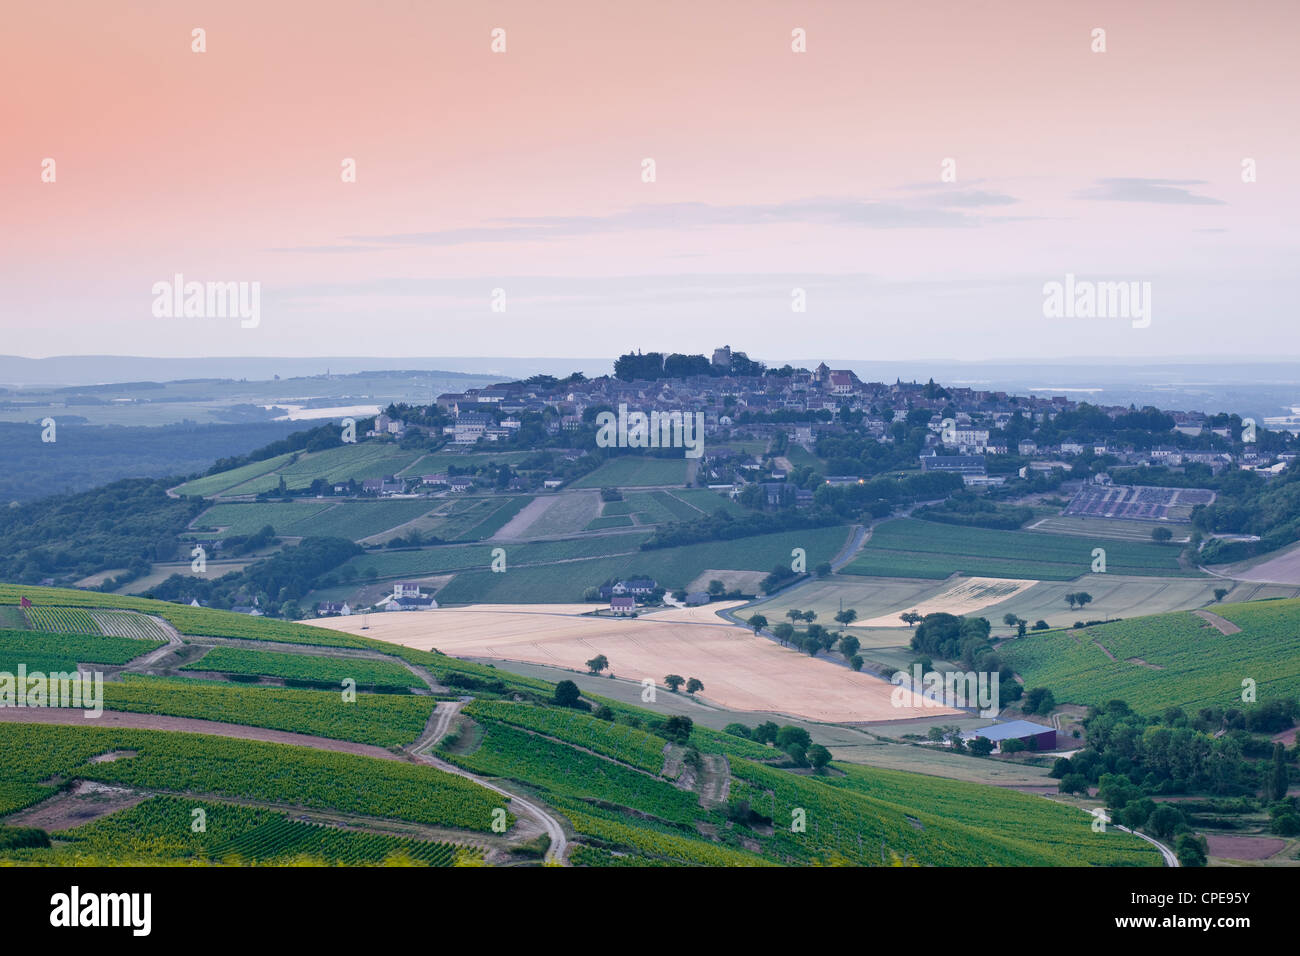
[346,532,653,580]
[432,525,853,603]
[842,518,1198,580]
[624,491,699,524]
[670,488,745,516]
[40,796,473,866]
[571,457,691,488]
[190,501,333,537]
[444,717,702,824]
[586,515,635,529]
[214,444,427,496]
[314,600,952,722]
[181,647,418,690]
[192,500,437,541]
[0,630,163,673]
[0,723,510,832]
[501,491,601,538]
[463,700,668,775]
[728,758,1156,866]
[1000,597,1300,711]
[0,781,53,816]
[422,496,532,542]
[87,611,172,642]
[173,453,296,498]
[977,576,1300,630]
[1029,515,1194,543]
[559,798,768,866]
[24,606,100,635]
[99,675,434,747]
[403,450,534,474]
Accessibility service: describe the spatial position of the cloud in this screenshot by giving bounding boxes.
[308,195,1021,251]
[1075,178,1226,205]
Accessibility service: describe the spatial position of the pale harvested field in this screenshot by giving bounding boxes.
[314,604,955,722]
[639,601,744,624]
[856,577,1039,627]
[1220,541,1300,586]
[502,491,601,539]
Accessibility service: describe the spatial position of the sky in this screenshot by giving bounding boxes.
[3,0,1298,364]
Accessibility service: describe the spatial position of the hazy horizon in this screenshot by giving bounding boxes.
[5,0,1298,361]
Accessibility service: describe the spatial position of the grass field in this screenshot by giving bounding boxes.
[345,533,653,580]
[181,646,419,690]
[509,491,602,538]
[0,630,164,673]
[1001,597,1300,712]
[843,518,1199,581]
[191,500,439,541]
[1029,515,1194,542]
[173,453,297,498]
[433,525,853,603]
[0,723,508,833]
[571,458,691,488]
[214,444,428,496]
[37,796,474,866]
[586,515,635,529]
[100,675,434,747]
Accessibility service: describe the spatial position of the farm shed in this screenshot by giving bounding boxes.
[964,720,1056,752]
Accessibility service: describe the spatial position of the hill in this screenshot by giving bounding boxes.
[0,584,1158,867]
[1000,597,1300,712]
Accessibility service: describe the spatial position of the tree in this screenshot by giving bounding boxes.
[1075,592,1093,610]
[773,622,794,644]
[1175,833,1207,867]
[1065,593,1078,610]
[685,677,704,695]
[662,715,693,743]
[1213,587,1229,603]
[849,655,863,671]
[748,614,768,634]
[1003,613,1019,627]
[664,674,685,693]
[801,610,817,623]
[1145,803,1184,840]
[553,680,581,707]
[723,722,752,739]
[1270,742,1289,801]
[1002,738,1027,754]
[752,721,779,745]
[1151,526,1173,545]
[776,726,811,752]
[585,654,609,675]
[785,609,803,624]
[834,609,858,626]
[1016,618,1027,637]
[968,736,995,757]
[900,610,922,627]
[708,579,726,597]
[593,705,614,721]
[1024,687,1056,715]
[807,744,832,771]
[838,634,860,659]
[814,562,832,577]
[1058,773,1090,795]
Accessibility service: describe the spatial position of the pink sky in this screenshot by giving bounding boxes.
[3,0,1297,361]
